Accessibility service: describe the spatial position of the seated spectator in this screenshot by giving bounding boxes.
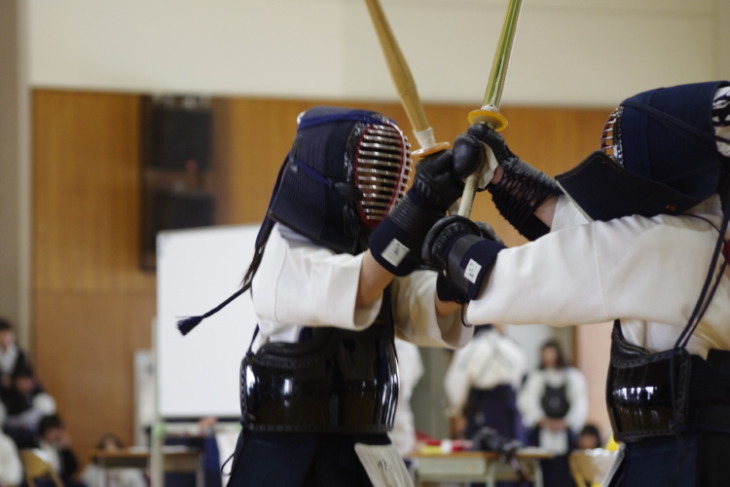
[518,339,588,487]
[36,414,85,487]
[3,364,56,448]
[577,423,603,450]
[0,318,29,398]
[81,433,147,487]
[0,402,23,487]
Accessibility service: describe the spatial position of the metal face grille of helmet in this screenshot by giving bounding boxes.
[600,106,624,165]
[353,122,412,228]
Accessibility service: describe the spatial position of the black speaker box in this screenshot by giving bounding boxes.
[142,96,212,171]
[141,188,216,270]
[154,188,215,232]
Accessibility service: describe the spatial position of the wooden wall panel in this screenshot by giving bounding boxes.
[32,292,155,458]
[33,91,151,292]
[32,90,156,465]
[31,89,612,471]
[211,98,314,224]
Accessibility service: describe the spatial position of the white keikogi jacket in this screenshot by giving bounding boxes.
[466,194,730,359]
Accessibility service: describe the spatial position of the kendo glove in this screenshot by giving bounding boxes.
[369,149,465,276]
[463,123,516,166]
[463,123,562,241]
[451,124,502,189]
[435,221,504,304]
[423,215,506,301]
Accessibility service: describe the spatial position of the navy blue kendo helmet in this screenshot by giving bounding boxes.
[556,81,730,221]
[267,106,412,254]
[176,107,411,335]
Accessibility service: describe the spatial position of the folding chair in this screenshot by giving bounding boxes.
[20,449,64,487]
[569,448,617,487]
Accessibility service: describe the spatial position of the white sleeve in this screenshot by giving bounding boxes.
[0,434,23,486]
[551,194,591,231]
[391,270,473,348]
[252,226,381,334]
[80,465,101,487]
[466,213,718,328]
[458,332,522,390]
[443,332,525,410]
[33,392,57,415]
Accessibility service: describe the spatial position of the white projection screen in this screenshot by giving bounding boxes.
[156,224,260,419]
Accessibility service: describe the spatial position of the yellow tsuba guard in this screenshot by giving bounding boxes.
[467,109,508,131]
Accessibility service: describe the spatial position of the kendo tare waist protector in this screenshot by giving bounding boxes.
[240,294,399,434]
[607,321,730,442]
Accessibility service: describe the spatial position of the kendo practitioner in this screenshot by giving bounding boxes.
[443,324,526,443]
[208,106,481,486]
[422,81,730,486]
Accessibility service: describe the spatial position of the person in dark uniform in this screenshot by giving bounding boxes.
[518,339,587,486]
[183,106,486,486]
[0,318,30,397]
[36,414,83,487]
[422,81,730,487]
[444,324,528,487]
[444,324,526,443]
